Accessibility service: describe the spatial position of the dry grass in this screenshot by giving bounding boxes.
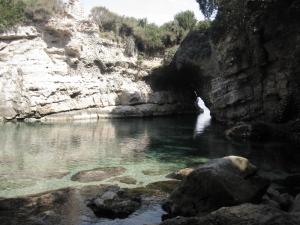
[22,0,64,21]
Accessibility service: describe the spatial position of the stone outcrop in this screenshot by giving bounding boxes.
[173,0,300,124]
[161,157,300,225]
[161,203,300,225]
[87,186,142,219]
[162,156,269,217]
[0,6,193,122]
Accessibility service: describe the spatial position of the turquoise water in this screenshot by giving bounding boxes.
[0,115,299,198]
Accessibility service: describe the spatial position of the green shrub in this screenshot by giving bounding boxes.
[133,23,165,56]
[196,20,211,32]
[0,0,25,31]
[22,0,63,21]
[0,0,64,31]
[174,10,197,31]
[163,46,179,65]
[91,7,121,33]
[90,7,200,57]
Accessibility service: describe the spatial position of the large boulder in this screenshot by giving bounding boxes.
[87,186,142,219]
[161,203,300,225]
[163,156,269,217]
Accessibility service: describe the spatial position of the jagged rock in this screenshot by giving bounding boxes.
[0,26,39,40]
[65,40,82,58]
[263,187,293,211]
[71,167,126,183]
[87,186,142,219]
[161,203,300,225]
[163,156,269,217]
[292,194,300,213]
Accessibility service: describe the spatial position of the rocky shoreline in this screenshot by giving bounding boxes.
[1,156,300,225]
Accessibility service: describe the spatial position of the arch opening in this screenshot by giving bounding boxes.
[194,96,211,137]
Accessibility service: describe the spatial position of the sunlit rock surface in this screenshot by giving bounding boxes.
[163,156,269,217]
[0,3,193,121]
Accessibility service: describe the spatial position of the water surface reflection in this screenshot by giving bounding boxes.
[0,116,300,197]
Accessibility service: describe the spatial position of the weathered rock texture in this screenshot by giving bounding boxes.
[173,0,300,123]
[161,203,300,225]
[0,3,192,122]
[163,156,269,217]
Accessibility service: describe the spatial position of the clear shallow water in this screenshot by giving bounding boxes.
[84,204,164,225]
[0,114,300,198]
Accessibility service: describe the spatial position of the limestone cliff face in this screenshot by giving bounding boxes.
[0,10,191,121]
[173,0,300,123]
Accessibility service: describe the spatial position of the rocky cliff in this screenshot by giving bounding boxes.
[173,0,300,124]
[0,4,192,122]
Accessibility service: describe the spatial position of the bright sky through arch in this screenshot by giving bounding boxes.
[80,0,204,25]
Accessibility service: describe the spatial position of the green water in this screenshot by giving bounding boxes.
[0,115,299,198]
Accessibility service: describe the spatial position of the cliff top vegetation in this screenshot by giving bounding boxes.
[0,0,212,58]
[90,6,210,58]
[0,0,64,31]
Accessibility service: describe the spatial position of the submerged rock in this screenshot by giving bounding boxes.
[87,186,142,219]
[163,156,269,217]
[142,170,163,176]
[71,167,126,183]
[110,176,138,185]
[0,184,166,225]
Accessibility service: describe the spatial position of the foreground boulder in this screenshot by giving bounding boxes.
[87,186,142,219]
[166,167,195,180]
[163,156,269,217]
[161,203,300,225]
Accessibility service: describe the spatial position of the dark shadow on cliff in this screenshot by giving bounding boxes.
[144,57,208,106]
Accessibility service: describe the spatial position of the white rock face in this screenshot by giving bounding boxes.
[64,0,85,20]
[0,12,191,121]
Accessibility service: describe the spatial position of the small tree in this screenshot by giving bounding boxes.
[138,18,147,28]
[91,7,120,32]
[124,36,136,57]
[22,0,64,21]
[196,0,218,20]
[174,10,197,31]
